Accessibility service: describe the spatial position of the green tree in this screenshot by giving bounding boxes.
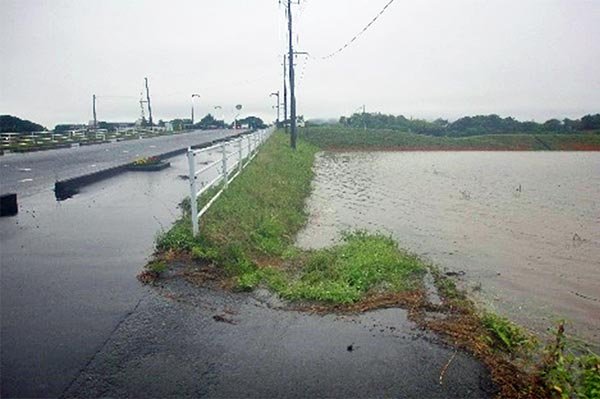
[237,116,266,129]
[581,114,600,130]
[1,115,46,132]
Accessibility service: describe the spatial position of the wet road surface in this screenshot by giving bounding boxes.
[1,155,193,397]
[63,277,494,399]
[0,128,234,198]
[297,151,600,345]
[0,136,243,398]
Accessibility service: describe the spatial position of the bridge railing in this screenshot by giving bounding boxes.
[186,127,274,236]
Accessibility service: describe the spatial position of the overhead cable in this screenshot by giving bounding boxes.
[318,0,396,60]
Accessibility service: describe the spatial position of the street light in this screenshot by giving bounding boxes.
[233,104,242,129]
[191,94,200,126]
[270,91,280,125]
[213,105,224,127]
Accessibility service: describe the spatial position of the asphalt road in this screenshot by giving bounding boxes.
[0,132,236,398]
[0,129,234,198]
[64,278,495,398]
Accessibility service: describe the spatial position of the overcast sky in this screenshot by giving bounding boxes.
[1,0,599,129]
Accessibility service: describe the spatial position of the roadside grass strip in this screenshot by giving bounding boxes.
[152,132,425,304]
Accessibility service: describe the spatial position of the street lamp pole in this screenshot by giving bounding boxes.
[214,106,223,127]
[191,94,200,126]
[270,91,280,125]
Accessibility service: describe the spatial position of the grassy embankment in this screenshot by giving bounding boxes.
[149,132,425,304]
[145,130,598,399]
[299,125,600,151]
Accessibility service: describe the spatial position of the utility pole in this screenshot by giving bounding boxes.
[286,0,297,149]
[214,106,224,126]
[191,94,200,126]
[139,91,147,125]
[92,94,97,130]
[363,104,366,131]
[282,54,288,133]
[270,91,280,125]
[144,77,153,126]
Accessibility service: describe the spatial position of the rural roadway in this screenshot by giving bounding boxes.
[0,129,494,398]
[0,129,234,199]
[1,129,234,397]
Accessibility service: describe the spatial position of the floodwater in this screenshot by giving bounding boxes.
[297,151,600,344]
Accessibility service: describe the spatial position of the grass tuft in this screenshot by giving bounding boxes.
[481,312,536,353]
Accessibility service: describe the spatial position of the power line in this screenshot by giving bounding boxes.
[318,0,397,60]
[297,54,310,88]
[95,95,138,99]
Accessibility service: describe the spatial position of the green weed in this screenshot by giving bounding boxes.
[540,323,600,398]
[147,260,168,275]
[481,312,535,353]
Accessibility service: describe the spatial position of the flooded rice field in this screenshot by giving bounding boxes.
[297,151,600,344]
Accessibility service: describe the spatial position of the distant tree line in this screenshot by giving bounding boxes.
[235,116,266,129]
[339,113,600,136]
[1,115,46,133]
[195,114,227,130]
[161,114,265,131]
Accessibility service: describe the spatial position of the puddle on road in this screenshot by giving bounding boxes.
[297,151,600,343]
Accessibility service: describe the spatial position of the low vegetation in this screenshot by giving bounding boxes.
[146,130,598,398]
[337,112,600,137]
[481,312,536,353]
[300,125,600,151]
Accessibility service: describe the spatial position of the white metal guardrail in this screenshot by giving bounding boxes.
[187,127,274,236]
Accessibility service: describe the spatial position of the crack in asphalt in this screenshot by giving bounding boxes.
[59,294,147,399]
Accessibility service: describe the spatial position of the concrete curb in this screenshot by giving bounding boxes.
[54,131,251,201]
[0,193,18,216]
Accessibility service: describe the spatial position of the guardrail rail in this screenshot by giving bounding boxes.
[187,127,274,236]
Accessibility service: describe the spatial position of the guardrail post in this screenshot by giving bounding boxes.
[187,147,199,237]
[221,142,228,188]
[238,138,243,172]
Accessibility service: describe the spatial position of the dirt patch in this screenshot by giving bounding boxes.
[555,143,600,151]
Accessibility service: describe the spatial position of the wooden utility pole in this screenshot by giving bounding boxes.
[282,54,288,133]
[144,77,153,126]
[363,104,367,131]
[287,0,297,149]
[270,91,280,124]
[92,94,97,130]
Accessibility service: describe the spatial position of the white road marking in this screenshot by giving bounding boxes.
[18,168,32,172]
[19,178,33,183]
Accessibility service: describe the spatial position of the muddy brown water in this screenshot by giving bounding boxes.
[297,151,600,344]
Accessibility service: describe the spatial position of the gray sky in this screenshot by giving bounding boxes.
[1,0,599,129]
